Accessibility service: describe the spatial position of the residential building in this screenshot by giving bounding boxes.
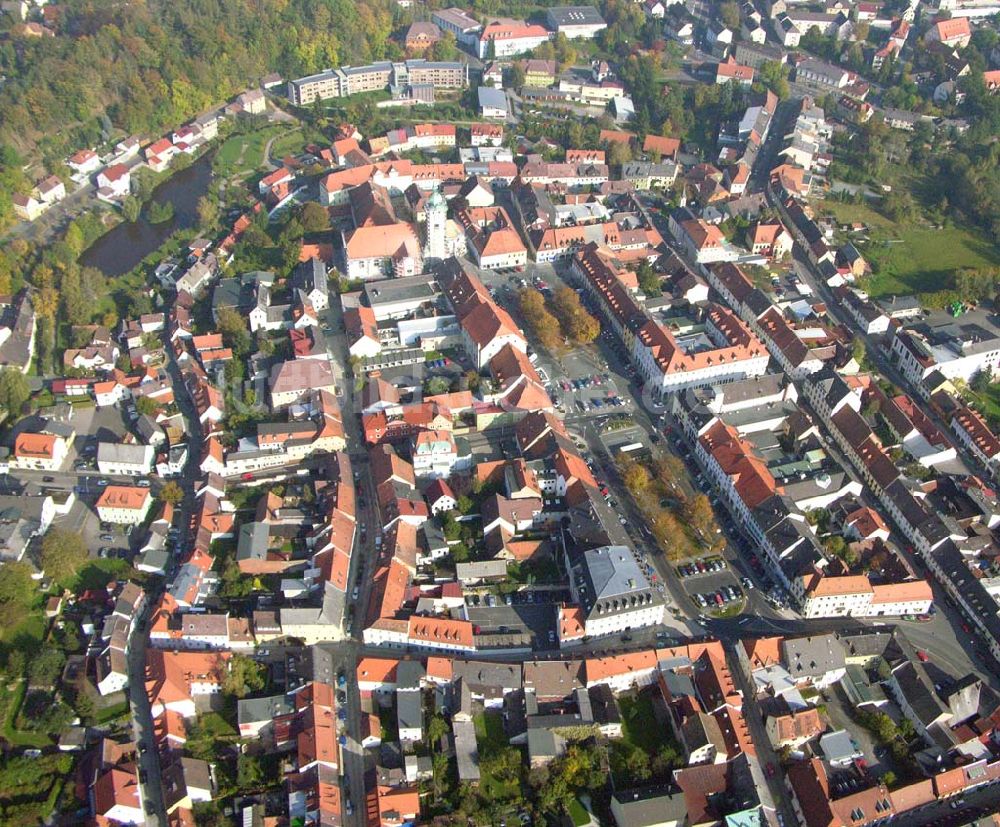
[478,86,509,119]
[96,486,154,525]
[565,545,666,637]
[269,360,338,409]
[12,431,69,471]
[288,59,467,105]
[97,442,155,476]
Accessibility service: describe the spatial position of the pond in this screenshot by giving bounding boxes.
[79,152,214,278]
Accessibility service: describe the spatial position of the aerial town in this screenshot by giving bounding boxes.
[1,0,1000,825]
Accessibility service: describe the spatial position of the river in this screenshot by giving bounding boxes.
[79,152,214,278]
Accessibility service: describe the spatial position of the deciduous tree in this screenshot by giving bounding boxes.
[40,529,88,586]
[223,653,266,698]
[0,368,29,419]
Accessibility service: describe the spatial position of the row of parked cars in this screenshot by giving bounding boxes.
[677,557,726,578]
[695,585,742,608]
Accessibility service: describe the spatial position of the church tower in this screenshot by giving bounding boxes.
[423,187,447,262]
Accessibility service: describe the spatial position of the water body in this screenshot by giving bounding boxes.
[79,152,214,277]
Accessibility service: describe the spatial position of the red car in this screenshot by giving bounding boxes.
[917,650,929,662]
[241,472,253,481]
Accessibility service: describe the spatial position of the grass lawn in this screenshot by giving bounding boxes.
[619,693,672,755]
[819,201,1000,298]
[710,600,746,619]
[1,682,53,748]
[473,712,520,799]
[72,558,133,594]
[961,382,1000,429]
[473,711,507,751]
[568,798,591,827]
[1,610,46,649]
[95,699,129,725]
[270,126,326,162]
[214,126,284,178]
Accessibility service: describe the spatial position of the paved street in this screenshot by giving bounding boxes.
[127,600,166,827]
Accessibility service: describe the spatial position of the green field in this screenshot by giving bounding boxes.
[820,201,1000,298]
[213,126,285,178]
[269,126,326,162]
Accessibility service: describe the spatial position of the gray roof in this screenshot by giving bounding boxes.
[236,521,269,562]
[452,718,481,781]
[453,659,522,698]
[527,728,566,762]
[137,548,170,573]
[97,441,152,466]
[478,86,508,112]
[547,5,606,25]
[891,660,949,727]
[397,688,423,734]
[819,729,860,764]
[397,659,425,690]
[781,634,846,680]
[523,659,585,700]
[238,694,295,725]
[456,560,508,581]
[292,257,327,295]
[611,785,688,827]
[569,545,663,620]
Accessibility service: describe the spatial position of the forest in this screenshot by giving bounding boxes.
[0,0,404,227]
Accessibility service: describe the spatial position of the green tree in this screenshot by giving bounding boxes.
[719,1,740,29]
[217,307,252,357]
[146,200,175,224]
[0,560,35,626]
[427,714,448,746]
[74,689,97,724]
[509,62,526,89]
[757,60,790,99]
[636,260,661,296]
[6,649,26,680]
[159,481,184,505]
[135,396,160,416]
[40,529,88,585]
[196,196,219,230]
[60,267,89,326]
[0,368,29,420]
[237,754,265,791]
[424,376,450,396]
[223,653,267,698]
[299,202,330,233]
[28,646,66,687]
[122,196,141,223]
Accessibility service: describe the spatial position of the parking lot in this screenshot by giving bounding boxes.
[477,262,633,420]
[675,555,746,614]
[664,423,798,613]
[466,604,559,648]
